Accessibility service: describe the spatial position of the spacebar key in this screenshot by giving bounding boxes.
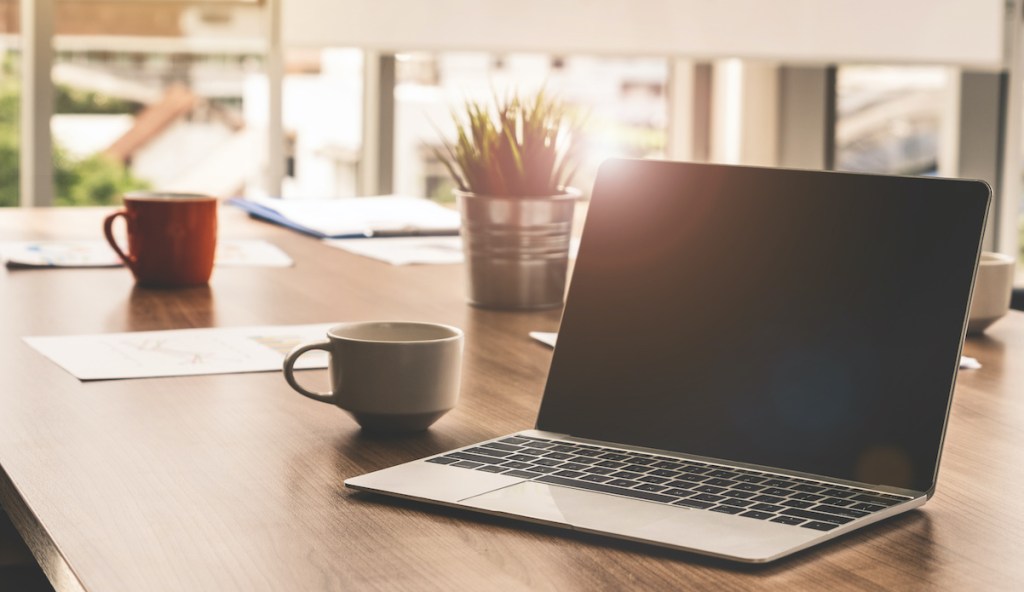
[536,475,677,503]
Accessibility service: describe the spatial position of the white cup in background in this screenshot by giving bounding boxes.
[967,252,1016,335]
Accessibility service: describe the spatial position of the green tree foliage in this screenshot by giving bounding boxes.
[0,57,149,207]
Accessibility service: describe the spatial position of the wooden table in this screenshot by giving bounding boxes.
[1,207,1023,591]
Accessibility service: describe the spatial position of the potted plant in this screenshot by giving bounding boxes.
[436,91,583,310]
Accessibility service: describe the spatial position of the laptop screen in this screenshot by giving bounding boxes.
[537,160,989,493]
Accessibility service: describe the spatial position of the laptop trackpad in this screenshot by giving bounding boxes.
[461,481,682,530]
[460,481,818,561]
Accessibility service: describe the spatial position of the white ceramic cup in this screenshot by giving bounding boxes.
[283,321,463,432]
[967,252,1016,334]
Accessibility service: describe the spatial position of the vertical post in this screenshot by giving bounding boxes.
[666,59,711,162]
[777,66,837,170]
[710,59,779,167]
[952,70,1007,252]
[265,0,285,197]
[997,0,1023,257]
[19,0,55,207]
[359,52,395,196]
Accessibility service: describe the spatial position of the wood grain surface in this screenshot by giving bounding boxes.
[1,206,1022,591]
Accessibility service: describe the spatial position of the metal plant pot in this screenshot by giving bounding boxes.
[456,188,580,310]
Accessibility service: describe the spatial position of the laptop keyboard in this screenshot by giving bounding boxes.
[426,434,912,532]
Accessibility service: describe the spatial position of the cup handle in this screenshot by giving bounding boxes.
[103,210,136,273]
[283,340,335,404]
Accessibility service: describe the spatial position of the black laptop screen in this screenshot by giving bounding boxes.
[536,160,989,493]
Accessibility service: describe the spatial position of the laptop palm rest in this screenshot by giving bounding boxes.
[460,481,819,562]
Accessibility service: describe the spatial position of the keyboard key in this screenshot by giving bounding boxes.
[611,471,645,480]
[581,474,612,483]
[792,484,826,493]
[499,437,531,446]
[739,511,774,520]
[649,469,680,478]
[523,441,555,449]
[554,470,586,479]
[662,488,694,497]
[731,482,763,492]
[558,462,589,472]
[543,452,574,460]
[427,457,458,465]
[503,470,543,479]
[549,445,579,453]
[851,493,905,507]
[684,466,713,474]
[822,489,855,498]
[517,448,544,457]
[526,465,560,474]
[707,470,739,479]
[533,458,563,467]
[821,497,854,507]
[568,455,601,464]
[782,499,814,509]
[483,442,523,452]
[710,505,745,515]
[732,474,766,484]
[500,461,534,470]
[672,474,707,483]
[583,466,616,475]
[674,498,715,509]
[781,508,854,525]
[850,502,886,513]
[449,451,503,465]
[719,498,755,508]
[507,454,537,463]
[622,464,653,473]
[596,460,627,469]
[800,521,840,531]
[764,479,797,488]
[721,490,755,499]
[694,485,726,495]
[452,461,483,468]
[752,503,785,513]
[573,449,602,457]
[791,492,824,502]
[704,478,736,487]
[813,505,870,519]
[638,475,669,484]
[607,478,640,488]
[761,488,794,497]
[600,453,630,462]
[466,447,512,458]
[752,494,784,504]
[636,484,668,493]
[653,461,685,470]
[627,457,657,465]
[536,475,677,503]
[692,493,726,503]
[771,516,806,526]
[476,465,509,473]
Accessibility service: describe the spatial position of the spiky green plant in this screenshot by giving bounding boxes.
[435,91,582,197]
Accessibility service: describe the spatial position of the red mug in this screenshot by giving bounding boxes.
[103,192,218,288]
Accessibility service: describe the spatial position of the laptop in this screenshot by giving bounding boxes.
[345,159,991,563]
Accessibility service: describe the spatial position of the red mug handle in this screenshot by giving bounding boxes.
[103,210,136,272]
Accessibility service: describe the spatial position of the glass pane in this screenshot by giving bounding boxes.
[394,52,668,202]
[835,65,946,176]
[52,0,267,205]
[0,0,18,207]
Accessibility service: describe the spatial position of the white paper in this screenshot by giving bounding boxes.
[2,239,293,269]
[326,236,581,266]
[25,323,335,381]
[247,195,460,237]
[960,356,981,369]
[529,331,558,348]
[324,236,465,265]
